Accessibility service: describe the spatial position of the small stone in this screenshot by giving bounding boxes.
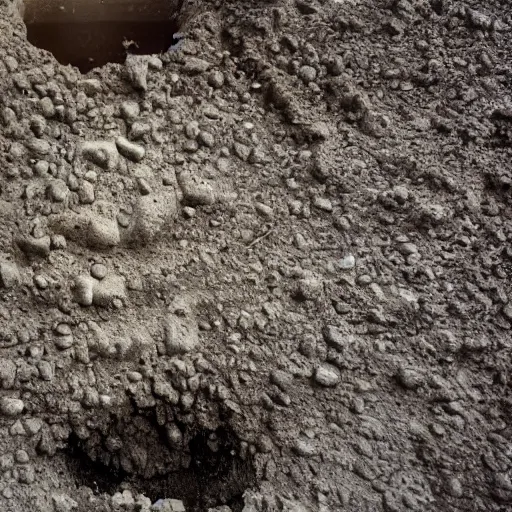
[357,274,372,286]
[311,194,333,212]
[0,397,24,416]
[270,369,293,391]
[26,138,51,156]
[208,71,225,88]
[183,207,196,218]
[299,65,317,83]
[322,325,345,351]
[91,263,107,280]
[10,420,26,436]
[447,477,463,498]
[292,438,317,457]
[52,494,78,512]
[54,333,73,350]
[73,276,94,306]
[398,242,418,256]
[126,54,149,90]
[38,361,53,381]
[179,138,196,152]
[79,78,102,95]
[0,261,20,288]
[51,235,67,250]
[184,57,210,74]
[233,142,251,161]
[47,179,69,202]
[0,454,13,470]
[81,141,119,170]
[120,101,140,121]
[33,274,49,289]
[164,308,198,355]
[87,217,120,248]
[116,136,145,162]
[78,181,95,204]
[137,178,152,195]
[198,131,215,148]
[396,367,423,390]
[92,275,127,307]
[24,418,43,435]
[176,171,215,206]
[15,450,29,464]
[339,254,356,270]
[18,464,35,484]
[16,236,51,258]
[314,364,340,387]
[39,97,55,118]
[255,202,273,217]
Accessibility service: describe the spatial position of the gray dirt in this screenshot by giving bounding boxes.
[0,0,512,511]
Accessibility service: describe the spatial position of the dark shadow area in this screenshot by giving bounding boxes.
[66,419,256,512]
[22,0,181,73]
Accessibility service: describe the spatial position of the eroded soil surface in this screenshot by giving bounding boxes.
[0,0,511,511]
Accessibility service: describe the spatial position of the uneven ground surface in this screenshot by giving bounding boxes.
[0,0,512,510]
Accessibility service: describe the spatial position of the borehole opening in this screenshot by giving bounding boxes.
[21,0,183,73]
[65,409,257,512]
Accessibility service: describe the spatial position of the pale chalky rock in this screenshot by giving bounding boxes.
[73,275,126,307]
[87,217,121,248]
[314,364,340,387]
[0,397,24,416]
[80,141,119,170]
[116,136,145,162]
[92,275,127,306]
[176,171,216,206]
[125,192,178,246]
[163,296,199,355]
[0,261,20,288]
[73,276,94,306]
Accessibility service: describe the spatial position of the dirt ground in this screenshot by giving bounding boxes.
[0,0,511,510]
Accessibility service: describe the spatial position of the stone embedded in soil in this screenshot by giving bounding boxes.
[87,217,121,248]
[80,141,119,170]
[92,275,127,307]
[0,261,20,288]
[314,364,340,387]
[126,54,149,90]
[73,276,94,306]
[0,397,24,416]
[125,192,178,245]
[176,171,216,206]
[16,235,51,258]
[163,296,199,355]
[116,136,145,162]
[322,325,345,351]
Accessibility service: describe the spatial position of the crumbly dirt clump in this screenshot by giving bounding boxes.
[0,0,511,511]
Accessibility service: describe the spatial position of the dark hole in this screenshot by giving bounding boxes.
[65,411,256,512]
[21,0,182,73]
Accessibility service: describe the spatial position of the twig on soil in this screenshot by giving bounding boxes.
[247,229,274,248]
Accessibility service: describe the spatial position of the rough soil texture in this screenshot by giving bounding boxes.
[0,0,512,511]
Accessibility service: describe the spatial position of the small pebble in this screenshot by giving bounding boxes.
[314,364,340,387]
[90,263,107,280]
[0,397,24,416]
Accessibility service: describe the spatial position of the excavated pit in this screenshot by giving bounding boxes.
[21,0,181,72]
[65,406,257,512]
